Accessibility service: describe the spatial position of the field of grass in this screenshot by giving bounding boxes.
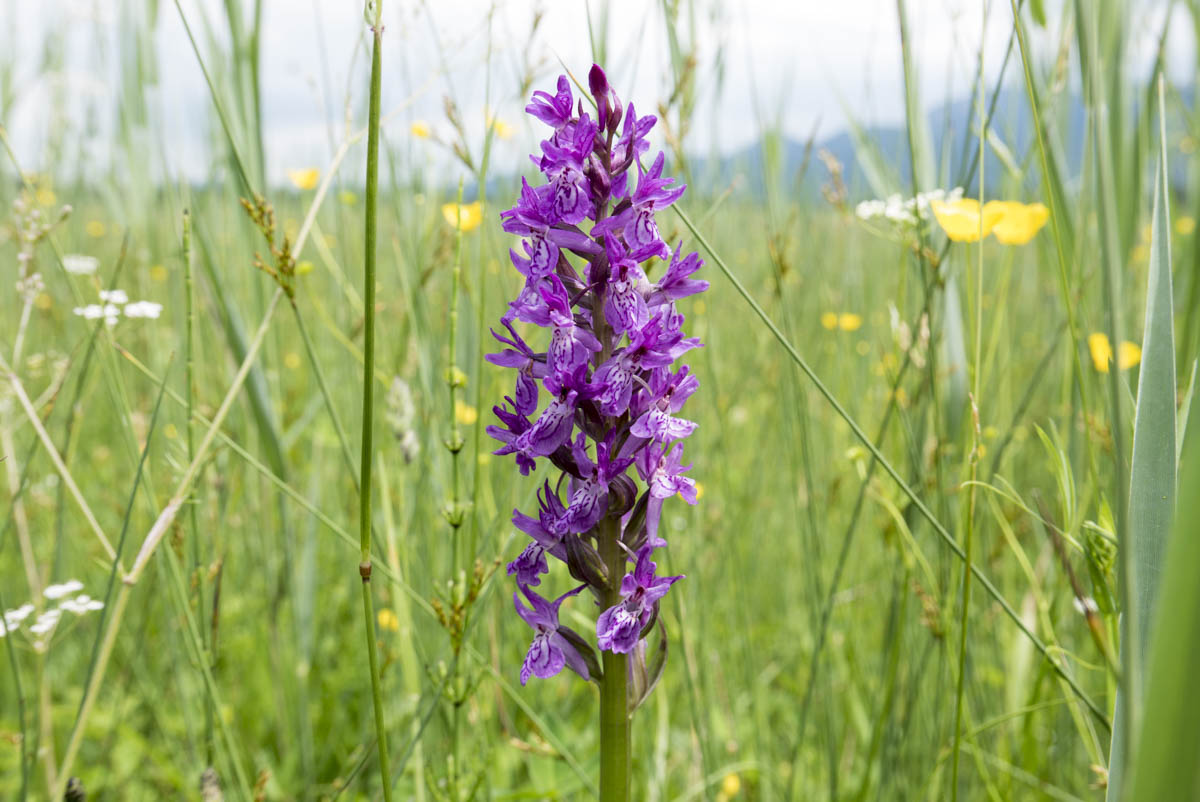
[2,1,1199,800]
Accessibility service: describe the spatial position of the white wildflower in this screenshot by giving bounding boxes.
[99,288,128,305]
[5,603,35,626]
[44,579,84,599]
[855,199,886,221]
[73,304,104,320]
[63,254,99,275]
[59,594,104,615]
[29,609,61,635]
[123,300,162,319]
[103,303,121,326]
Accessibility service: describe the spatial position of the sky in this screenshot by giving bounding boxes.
[2,0,1186,186]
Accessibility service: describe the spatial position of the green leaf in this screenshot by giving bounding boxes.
[1108,80,1177,802]
[1126,429,1200,800]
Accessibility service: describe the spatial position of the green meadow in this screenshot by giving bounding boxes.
[2,1,1199,800]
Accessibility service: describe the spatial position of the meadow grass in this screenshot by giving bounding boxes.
[1,1,1198,800]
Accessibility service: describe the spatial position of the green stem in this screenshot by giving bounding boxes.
[359,11,393,801]
[598,515,630,802]
[184,208,216,768]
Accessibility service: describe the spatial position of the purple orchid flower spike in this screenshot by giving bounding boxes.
[515,583,591,685]
[596,544,683,654]
[491,70,707,757]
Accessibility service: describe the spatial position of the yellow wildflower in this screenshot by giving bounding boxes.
[339,190,358,206]
[295,260,315,275]
[286,168,320,191]
[411,120,432,139]
[838,313,863,332]
[1176,216,1196,236]
[35,292,53,311]
[1118,341,1142,371]
[455,399,478,425]
[720,773,742,797]
[820,312,838,330]
[442,201,483,232]
[284,352,302,370]
[1087,333,1142,373]
[377,608,400,633]
[36,187,56,207]
[489,116,514,139]
[85,220,107,238]
[164,424,179,440]
[150,264,168,282]
[986,201,1049,245]
[930,198,1003,242]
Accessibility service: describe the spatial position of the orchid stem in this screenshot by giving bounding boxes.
[598,514,630,802]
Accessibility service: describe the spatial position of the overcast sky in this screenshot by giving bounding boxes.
[3,0,1185,185]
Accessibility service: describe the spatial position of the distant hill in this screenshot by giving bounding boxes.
[691,87,1094,200]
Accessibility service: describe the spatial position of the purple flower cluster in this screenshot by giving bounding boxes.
[487,66,708,687]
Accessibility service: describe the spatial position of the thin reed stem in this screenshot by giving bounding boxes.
[951,13,988,791]
[357,7,394,800]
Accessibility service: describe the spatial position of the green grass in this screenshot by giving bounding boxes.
[1,1,1197,799]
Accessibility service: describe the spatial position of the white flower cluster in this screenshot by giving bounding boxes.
[15,271,44,304]
[73,288,162,326]
[63,254,99,275]
[2,580,105,647]
[855,187,964,227]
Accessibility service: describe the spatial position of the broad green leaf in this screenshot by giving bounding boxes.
[1126,429,1200,800]
[1108,82,1177,802]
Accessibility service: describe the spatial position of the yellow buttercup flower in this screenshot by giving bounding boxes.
[986,201,1049,245]
[1118,341,1142,371]
[286,168,319,191]
[442,201,483,232]
[720,773,742,796]
[455,399,478,425]
[339,190,358,206]
[488,116,514,140]
[930,198,1003,242]
[36,187,57,207]
[838,313,863,332]
[1087,332,1142,373]
[1176,216,1196,236]
[820,312,838,330]
[411,120,432,139]
[150,264,168,282]
[377,608,400,633]
[85,220,107,238]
